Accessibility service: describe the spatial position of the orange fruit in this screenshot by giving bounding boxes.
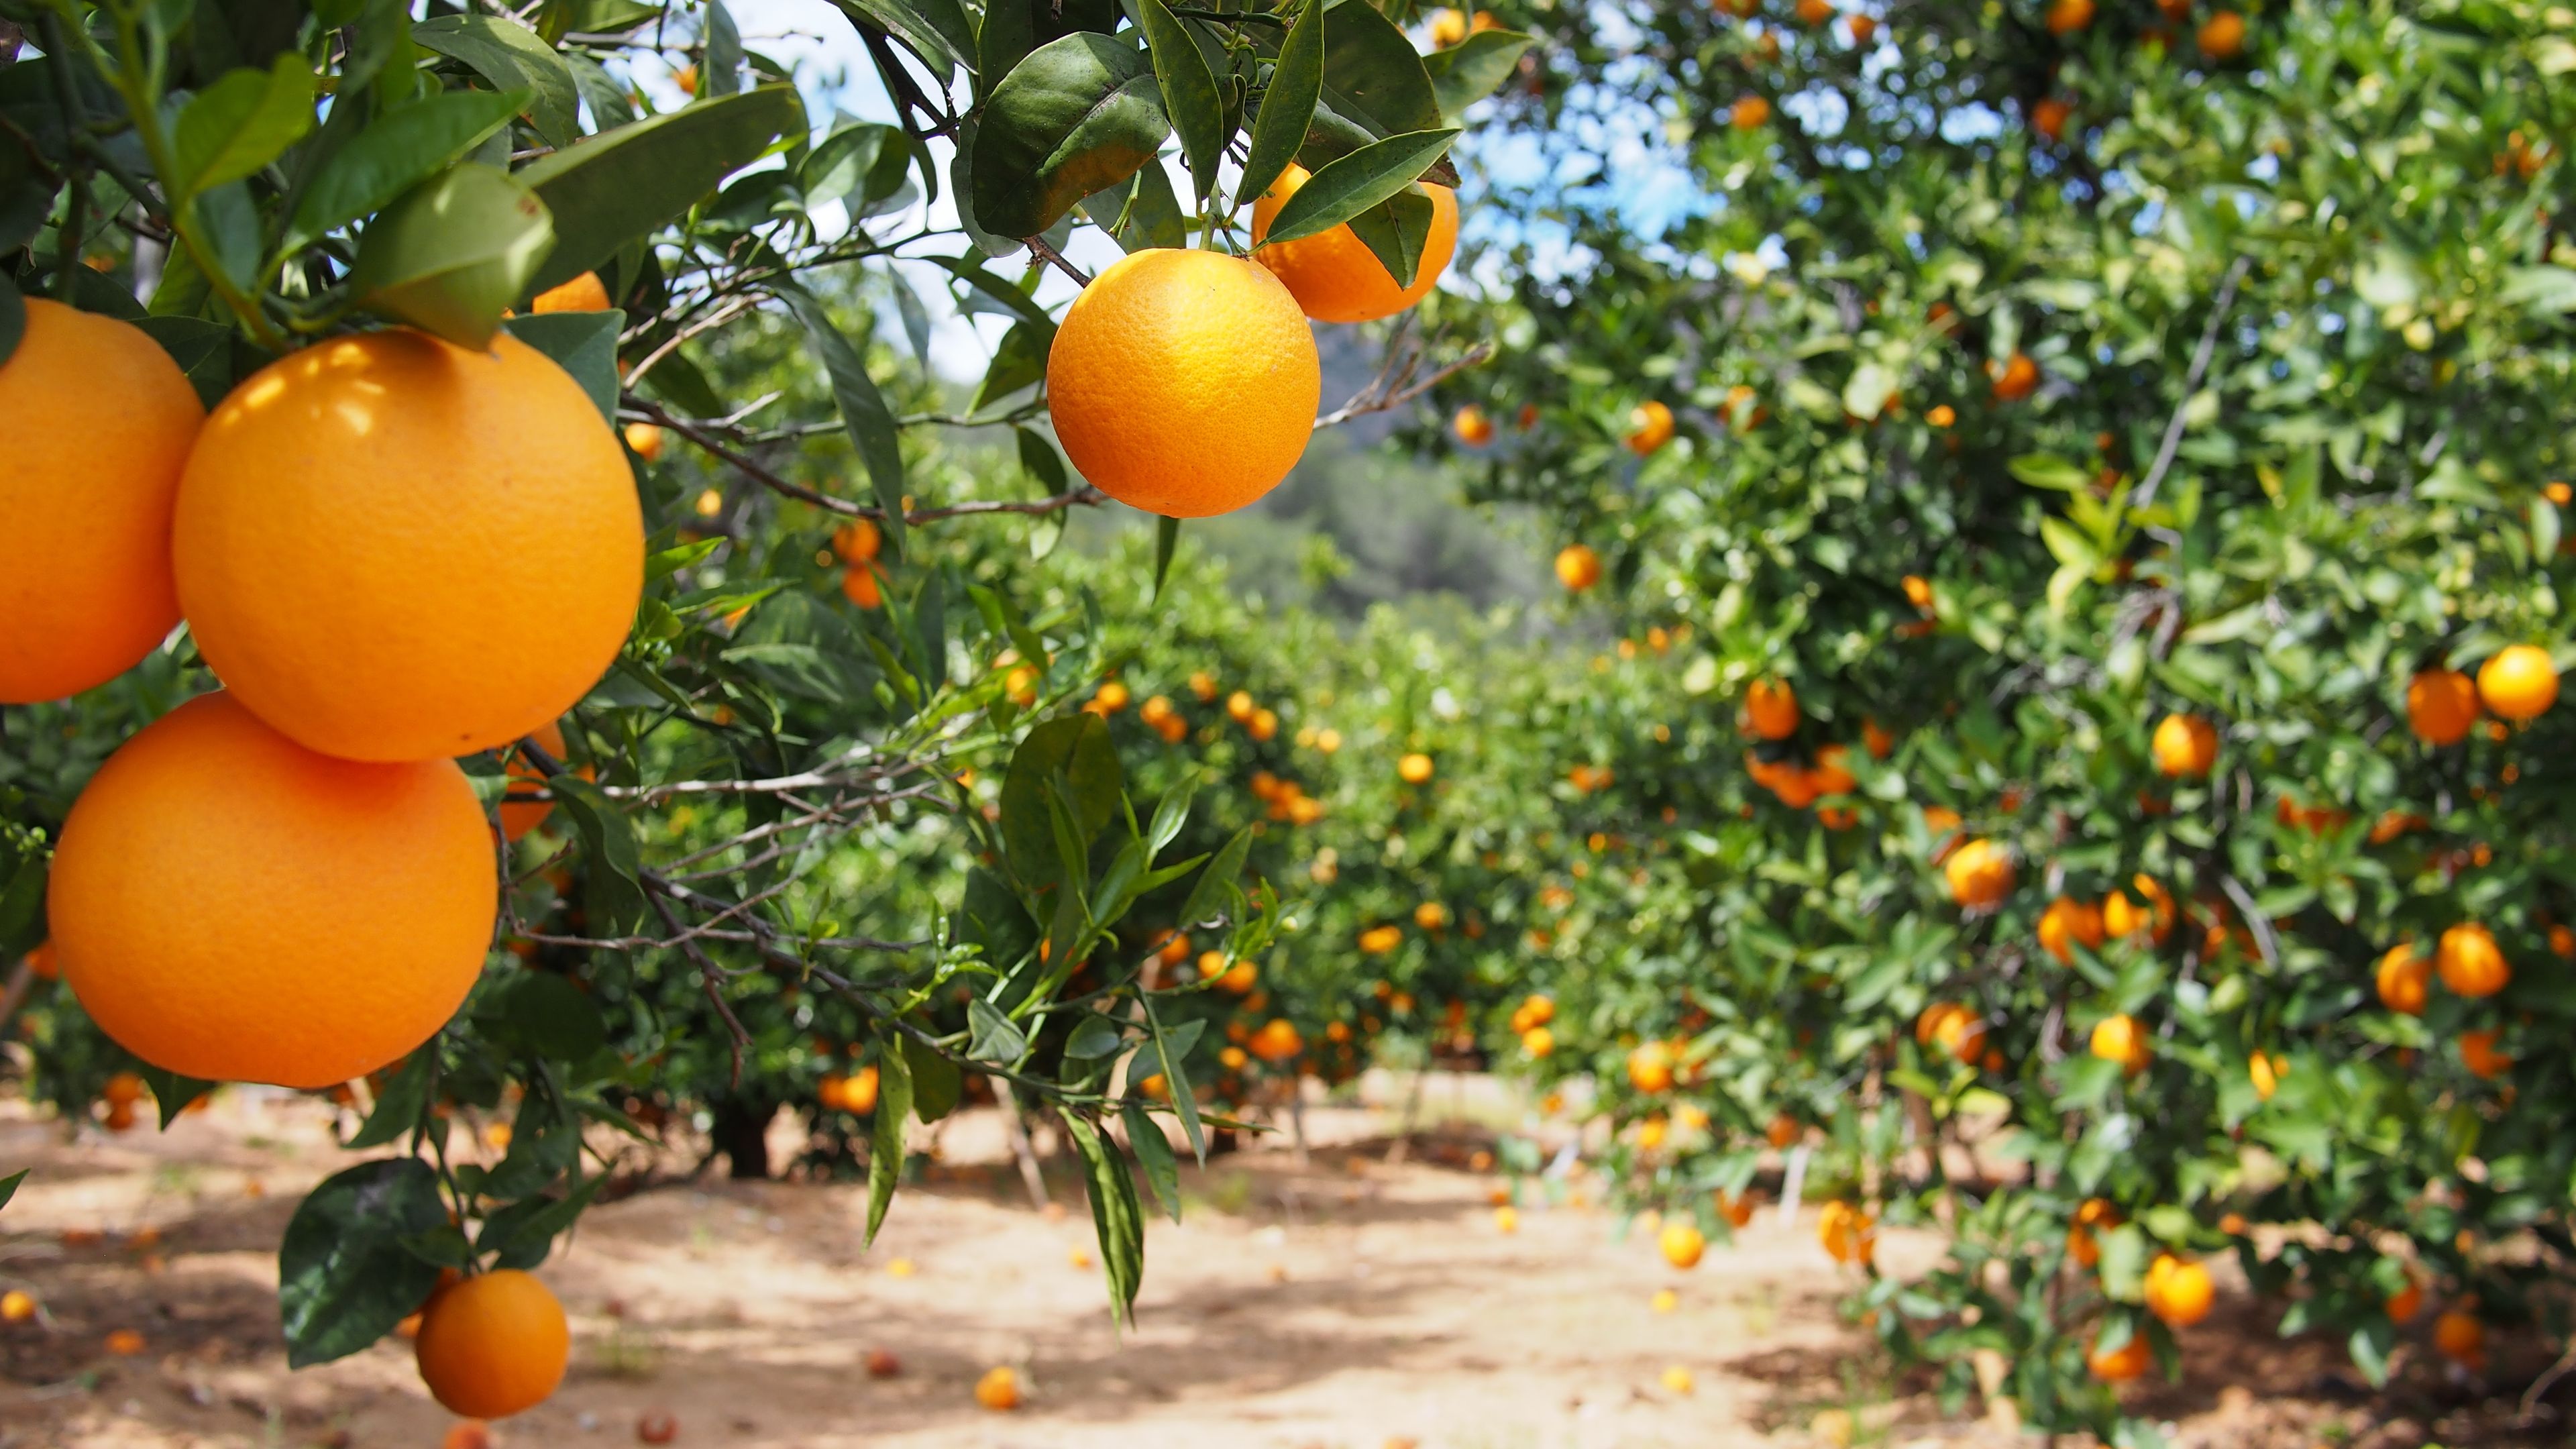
[2432,1309,2485,1368]
[2037,896,2106,963]
[1521,1025,1554,1057]
[1659,1220,1706,1269]
[1428,7,1467,46]
[2248,1052,2286,1101]
[1627,1041,1676,1093]
[531,271,612,312]
[2407,667,2480,745]
[48,693,494,1088]
[1990,352,2040,400]
[1744,679,1799,739]
[1766,1113,1801,1149]
[1817,1200,1874,1265]
[2435,922,2510,998]
[2033,97,2072,142]
[1454,405,1495,445]
[103,1327,146,1355]
[2144,1253,2213,1326]
[175,329,641,762]
[1556,543,1604,591]
[1943,839,2015,908]
[622,421,665,461]
[1493,1204,1519,1234]
[1731,95,1771,129]
[1044,249,1319,519]
[1795,0,1833,20]
[2150,712,2218,777]
[837,1065,881,1114]
[834,519,883,564]
[1248,1018,1303,1063]
[1719,1191,1756,1228]
[2087,1328,2151,1382]
[1358,924,1402,954]
[2475,644,2558,720]
[1809,744,1858,796]
[2045,0,2094,32]
[2089,1014,2151,1075]
[2386,1277,2423,1324]
[2196,10,2245,58]
[1,1289,35,1322]
[1627,400,1676,453]
[1399,752,1436,784]
[973,1364,1022,1411]
[2376,942,2432,1014]
[1843,13,1875,42]
[2459,1028,2512,1079]
[0,299,205,702]
[498,720,586,842]
[1252,164,1459,323]
[415,1270,570,1419]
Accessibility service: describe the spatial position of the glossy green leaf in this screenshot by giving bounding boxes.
[776,280,909,562]
[1257,125,1456,248]
[971,33,1171,238]
[278,1159,447,1367]
[1240,0,1324,203]
[1120,1098,1181,1222]
[1059,1110,1144,1326]
[172,54,316,197]
[863,1036,914,1245]
[349,162,555,350]
[411,13,580,148]
[902,1034,961,1122]
[502,309,624,423]
[1421,27,1531,121]
[1000,714,1123,893]
[284,87,527,252]
[1342,184,1434,288]
[832,0,975,78]
[519,86,804,294]
[1318,0,1440,136]
[1132,0,1226,200]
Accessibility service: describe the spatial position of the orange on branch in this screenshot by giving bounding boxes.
[1252,165,1459,323]
[2150,712,2218,777]
[175,329,641,762]
[2476,644,2558,720]
[1556,543,1604,590]
[414,1271,570,1419]
[530,271,612,313]
[2407,667,2480,744]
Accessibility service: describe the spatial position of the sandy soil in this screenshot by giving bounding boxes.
[0,1081,2559,1449]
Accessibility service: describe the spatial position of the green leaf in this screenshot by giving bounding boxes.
[486,971,607,1061]
[549,777,647,936]
[501,309,624,423]
[478,1171,606,1270]
[1059,1110,1144,1326]
[1175,825,1252,932]
[702,0,744,96]
[1342,185,1434,288]
[776,281,909,562]
[2008,453,2087,491]
[2097,1222,2149,1301]
[0,844,46,959]
[864,1038,915,1244]
[278,1159,447,1367]
[173,54,317,198]
[1319,0,1441,136]
[904,1035,963,1122]
[971,33,1171,239]
[0,1169,23,1212]
[1152,515,1182,598]
[411,13,581,148]
[1067,1014,1127,1059]
[971,317,1051,410]
[284,87,527,252]
[1120,1098,1181,1222]
[350,162,555,350]
[833,0,975,79]
[1085,160,1187,251]
[346,1046,435,1150]
[1132,0,1225,200]
[1142,1003,1206,1162]
[519,87,804,295]
[2500,265,2576,316]
[1421,27,1531,121]
[132,1063,213,1129]
[1240,0,1323,203]
[1258,127,1458,248]
[965,997,1030,1063]
[1000,714,1123,893]
[0,275,21,372]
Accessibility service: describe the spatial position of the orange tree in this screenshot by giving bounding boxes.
[0,0,1527,1414]
[1417,0,2576,1437]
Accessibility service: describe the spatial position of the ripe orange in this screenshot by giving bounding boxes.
[1843,13,1876,42]
[1556,544,1604,591]
[1248,1018,1303,1063]
[1627,400,1676,453]
[1,1289,35,1322]
[0,300,205,702]
[1817,1200,1874,1265]
[1943,839,2015,908]
[1494,1204,1520,1234]
[1744,679,1799,739]
[1990,352,2040,400]
[1399,752,1436,784]
[2475,644,2558,720]
[2087,1328,2151,1382]
[2037,896,2106,963]
[1252,164,1459,323]
[1521,1025,1555,1057]
[2089,1014,2151,1075]
[49,693,493,1089]
[2376,943,2432,1014]
[2435,922,2510,998]
[2150,712,2218,777]
[1358,924,1402,954]
[2385,1277,2422,1324]
[2044,0,2094,32]
[2248,1051,2286,1101]
[2068,1199,2120,1268]
[1795,0,1833,21]
[1809,744,1858,796]
[2197,10,2245,58]
[623,421,665,461]
[415,1270,569,1419]
[175,329,641,762]
[103,1327,146,1355]
[1453,405,1495,445]
[2102,875,2176,943]
[1766,1113,1801,1149]
[2432,1309,2485,1368]
[2459,1028,2512,1079]
[531,271,612,312]
[1731,95,1771,129]
[1627,1040,1676,1093]
[2033,97,2072,142]
[1045,249,1319,519]
[2144,1253,2213,1327]
[2406,667,2480,744]
[1660,1220,1706,1269]
[974,1364,1023,1411]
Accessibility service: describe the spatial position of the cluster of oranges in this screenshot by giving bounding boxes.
[1734,679,1894,827]
[3,287,650,1421]
[1508,993,1556,1057]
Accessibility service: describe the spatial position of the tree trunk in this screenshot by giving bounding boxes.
[711,1096,775,1179]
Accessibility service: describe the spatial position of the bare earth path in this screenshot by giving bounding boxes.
[0,1085,2528,1449]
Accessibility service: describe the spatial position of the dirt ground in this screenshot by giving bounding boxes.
[0,1079,2562,1449]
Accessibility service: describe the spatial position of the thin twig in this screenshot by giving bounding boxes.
[1024,231,1092,286]
[1316,340,1496,429]
[631,396,1106,522]
[2132,256,2253,511]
